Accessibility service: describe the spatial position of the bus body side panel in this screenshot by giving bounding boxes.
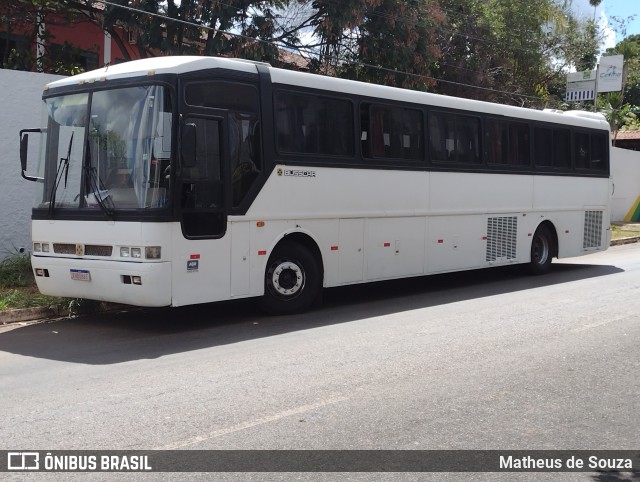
[170,224,232,307]
[426,215,485,274]
[366,217,425,280]
[532,176,611,258]
[242,166,611,293]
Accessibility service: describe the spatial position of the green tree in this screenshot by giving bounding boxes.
[599,91,631,144]
[432,0,601,106]
[605,34,640,108]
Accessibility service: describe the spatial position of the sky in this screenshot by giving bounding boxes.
[571,0,639,53]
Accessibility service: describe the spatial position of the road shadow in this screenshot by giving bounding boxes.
[0,262,624,365]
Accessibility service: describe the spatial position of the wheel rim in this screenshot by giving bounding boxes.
[268,260,305,298]
[533,235,549,265]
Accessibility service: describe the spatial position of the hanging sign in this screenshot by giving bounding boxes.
[565,70,596,101]
[597,55,624,93]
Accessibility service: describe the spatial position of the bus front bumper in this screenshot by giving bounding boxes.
[31,256,172,307]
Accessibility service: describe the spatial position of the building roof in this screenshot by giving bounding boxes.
[616,130,640,140]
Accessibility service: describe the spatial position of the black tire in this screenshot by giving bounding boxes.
[258,241,322,314]
[529,225,553,275]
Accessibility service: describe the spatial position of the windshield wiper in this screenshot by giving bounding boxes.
[48,132,73,217]
[84,165,115,219]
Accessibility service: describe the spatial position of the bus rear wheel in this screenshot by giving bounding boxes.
[529,225,553,275]
[259,241,321,314]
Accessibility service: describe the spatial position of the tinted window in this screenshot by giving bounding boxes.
[429,112,481,163]
[534,127,553,167]
[590,134,608,171]
[275,92,354,157]
[186,81,261,207]
[361,104,423,160]
[186,81,258,111]
[553,129,571,168]
[575,132,608,171]
[486,119,529,166]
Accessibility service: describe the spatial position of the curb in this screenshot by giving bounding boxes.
[0,306,57,325]
[0,303,130,327]
[610,236,640,246]
[2,237,640,326]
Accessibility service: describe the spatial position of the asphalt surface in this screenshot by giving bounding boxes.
[1,244,639,481]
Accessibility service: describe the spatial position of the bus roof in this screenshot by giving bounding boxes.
[45,56,610,131]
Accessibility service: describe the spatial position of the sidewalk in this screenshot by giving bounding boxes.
[3,230,640,326]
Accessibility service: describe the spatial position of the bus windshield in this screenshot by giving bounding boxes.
[34,85,173,213]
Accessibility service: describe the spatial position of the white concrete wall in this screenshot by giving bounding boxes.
[611,147,640,222]
[0,70,64,259]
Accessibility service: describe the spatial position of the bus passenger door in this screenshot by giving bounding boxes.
[179,115,227,239]
[172,114,232,306]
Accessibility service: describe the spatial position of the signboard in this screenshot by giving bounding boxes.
[565,70,596,102]
[597,55,624,93]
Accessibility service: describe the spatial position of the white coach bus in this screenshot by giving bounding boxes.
[19,56,611,313]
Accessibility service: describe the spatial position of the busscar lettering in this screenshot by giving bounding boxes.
[283,169,316,178]
[499,456,563,469]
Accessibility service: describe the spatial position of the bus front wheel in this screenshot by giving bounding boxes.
[259,241,321,314]
[529,225,553,275]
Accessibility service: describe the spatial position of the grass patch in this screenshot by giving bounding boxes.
[0,252,84,315]
[611,223,640,240]
[0,288,60,310]
[0,252,34,289]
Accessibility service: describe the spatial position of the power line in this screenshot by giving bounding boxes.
[97,0,557,105]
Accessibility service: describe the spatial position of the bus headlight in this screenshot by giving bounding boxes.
[33,242,50,253]
[145,246,161,259]
[120,247,130,257]
[131,247,142,259]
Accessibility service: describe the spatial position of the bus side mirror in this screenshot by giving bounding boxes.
[181,123,197,169]
[20,134,29,172]
[20,128,42,182]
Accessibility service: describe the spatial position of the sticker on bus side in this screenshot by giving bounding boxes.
[187,260,199,272]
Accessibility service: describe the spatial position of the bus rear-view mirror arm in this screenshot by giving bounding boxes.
[20,128,44,182]
[181,123,197,169]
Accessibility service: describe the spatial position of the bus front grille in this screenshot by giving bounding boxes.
[85,245,113,257]
[53,243,113,257]
[53,243,76,254]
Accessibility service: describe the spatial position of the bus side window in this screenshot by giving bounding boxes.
[590,134,608,171]
[574,132,591,169]
[230,114,261,207]
[534,127,553,167]
[275,91,353,157]
[553,129,571,169]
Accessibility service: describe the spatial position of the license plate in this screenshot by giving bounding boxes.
[70,269,91,281]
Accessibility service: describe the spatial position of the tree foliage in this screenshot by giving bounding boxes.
[0,0,620,108]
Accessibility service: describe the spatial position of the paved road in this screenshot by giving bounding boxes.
[1,245,639,480]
